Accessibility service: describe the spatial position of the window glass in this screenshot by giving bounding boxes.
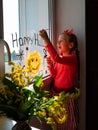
[3,0,51,78]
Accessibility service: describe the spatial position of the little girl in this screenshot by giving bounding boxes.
[39,29,79,130]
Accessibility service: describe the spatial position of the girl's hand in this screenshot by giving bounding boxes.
[39,29,50,44]
[46,56,54,66]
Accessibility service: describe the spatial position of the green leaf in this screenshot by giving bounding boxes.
[0,104,30,121]
[21,95,35,111]
[2,77,18,90]
[34,75,43,87]
[0,104,19,119]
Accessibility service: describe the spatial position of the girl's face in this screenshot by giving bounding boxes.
[57,34,72,55]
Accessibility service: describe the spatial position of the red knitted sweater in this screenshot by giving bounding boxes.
[45,44,77,89]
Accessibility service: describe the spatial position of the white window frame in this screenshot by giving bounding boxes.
[0,0,55,78]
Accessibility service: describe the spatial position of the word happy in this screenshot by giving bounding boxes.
[11,32,44,48]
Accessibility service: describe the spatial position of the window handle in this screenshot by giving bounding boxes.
[0,39,11,62]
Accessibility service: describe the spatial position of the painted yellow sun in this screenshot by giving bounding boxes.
[26,52,41,75]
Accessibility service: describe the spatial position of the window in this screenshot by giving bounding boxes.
[3,0,53,78]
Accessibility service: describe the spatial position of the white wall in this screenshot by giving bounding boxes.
[55,0,85,130]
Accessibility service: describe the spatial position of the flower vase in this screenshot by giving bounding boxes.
[12,121,31,130]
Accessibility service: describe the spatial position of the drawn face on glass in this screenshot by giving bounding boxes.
[26,52,41,75]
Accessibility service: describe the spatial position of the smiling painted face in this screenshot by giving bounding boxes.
[26,52,41,75]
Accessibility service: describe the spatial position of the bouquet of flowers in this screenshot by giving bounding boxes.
[0,52,80,130]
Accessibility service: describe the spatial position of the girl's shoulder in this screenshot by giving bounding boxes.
[64,54,76,58]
